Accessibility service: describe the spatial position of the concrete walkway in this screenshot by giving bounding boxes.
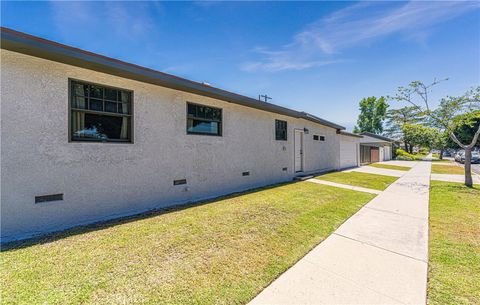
[344,165,406,177]
[307,178,382,195]
[250,162,431,305]
[431,173,480,184]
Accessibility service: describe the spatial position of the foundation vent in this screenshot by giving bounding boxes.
[173,179,187,185]
[242,171,250,176]
[282,167,288,171]
[35,193,63,203]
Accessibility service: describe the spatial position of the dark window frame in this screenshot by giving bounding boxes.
[68,79,134,143]
[186,102,223,136]
[275,119,288,141]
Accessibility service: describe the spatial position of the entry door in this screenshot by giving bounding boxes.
[371,147,380,163]
[294,130,304,172]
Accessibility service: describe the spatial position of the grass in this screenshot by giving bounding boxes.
[367,163,411,171]
[428,181,480,305]
[432,153,440,159]
[431,164,465,175]
[0,182,375,305]
[315,171,398,191]
[431,159,455,164]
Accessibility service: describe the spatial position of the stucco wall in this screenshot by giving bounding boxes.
[0,50,345,241]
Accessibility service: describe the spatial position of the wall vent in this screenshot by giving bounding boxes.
[242,171,250,176]
[173,179,187,185]
[282,167,288,171]
[35,193,63,203]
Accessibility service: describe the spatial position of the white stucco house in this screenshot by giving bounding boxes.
[1,27,364,242]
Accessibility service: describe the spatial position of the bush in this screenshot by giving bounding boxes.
[395,148,416,160]
[395,148,429,160]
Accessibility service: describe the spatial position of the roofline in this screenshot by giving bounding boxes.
[360,132,395,142]
[0,27,345,131]
[337,130,363,138]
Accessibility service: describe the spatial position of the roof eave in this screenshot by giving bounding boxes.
[1,27,345,131]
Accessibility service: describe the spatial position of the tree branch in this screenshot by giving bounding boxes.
[466,125,480,149]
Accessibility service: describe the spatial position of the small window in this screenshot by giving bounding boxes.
[313,135,319,141]
[275,120,287,141]
[187,103,222,136]
[320,136,325,141]
[70,80,132,142]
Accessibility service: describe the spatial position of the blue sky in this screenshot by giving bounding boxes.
[2,1,479,131]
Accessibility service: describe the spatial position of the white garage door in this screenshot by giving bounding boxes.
[339,139,358,169]
[383,146,392,161]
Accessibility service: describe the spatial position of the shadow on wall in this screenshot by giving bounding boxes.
[0,180,301,252]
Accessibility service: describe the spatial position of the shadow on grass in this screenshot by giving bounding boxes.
[1,180,300,252]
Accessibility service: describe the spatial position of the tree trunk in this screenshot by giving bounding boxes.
[409,144,414,154]
[404,141,408,152]
[439,147,444,160]
[464,148,473,187]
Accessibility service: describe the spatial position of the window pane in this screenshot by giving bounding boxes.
[90,99,103,111]
[118,103,130,114]
[197,106,206,119]
[72,111,129,141]
[89,85,103,99]
[105,101,117,113]
[120,91,131,103]
[73,83,89,96]
[105,88,118,101]
[187,119,219,135]
[72,96,87,109]
[187,104,196,117]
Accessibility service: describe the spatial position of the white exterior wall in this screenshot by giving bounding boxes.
[0,50,344,241]
[338,135,360,169]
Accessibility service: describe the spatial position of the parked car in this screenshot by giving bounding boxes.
[442,151,452,157]
[455,151,465,162]
[457,151,480,164]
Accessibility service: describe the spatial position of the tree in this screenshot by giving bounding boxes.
[392,80,480,187]
[402,124,441,152]
[353,97,388,134]
[446,111,480,149]
[384,106,424,152]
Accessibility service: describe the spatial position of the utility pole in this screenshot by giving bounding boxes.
[258,94,272,102]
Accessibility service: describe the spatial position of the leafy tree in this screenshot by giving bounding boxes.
[353,97,388,134]
[402,124,440,151]
[384,106,424,152]
[392,80,480,187]
[446,111,480,149]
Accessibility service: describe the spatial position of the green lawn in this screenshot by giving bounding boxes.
[431,164,465,175]
[315,171,398,191]
[428,181,480,305]
[0,182,374,305]
[367,163,411,171]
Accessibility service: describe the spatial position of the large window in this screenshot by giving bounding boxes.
[275,119,287,140]
[187,103,222,136]
[70,80,132,142]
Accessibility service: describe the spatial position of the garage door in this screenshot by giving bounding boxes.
[340,139,358,169]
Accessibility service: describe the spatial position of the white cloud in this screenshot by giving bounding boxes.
[49,1,157,45]
[243,1,480,72]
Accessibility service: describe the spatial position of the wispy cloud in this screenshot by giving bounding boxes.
[243,1,480,72]
[49,1,158,46]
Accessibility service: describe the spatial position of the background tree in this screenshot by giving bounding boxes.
[384,106,424,152]
[446,110,480,149]
[392,80,480,187]
[353,96,388,134]
[402,124,438,152]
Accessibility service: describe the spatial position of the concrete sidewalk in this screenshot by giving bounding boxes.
[307,178,382,195]
[250,162,431,305]
[344,166,406,177]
